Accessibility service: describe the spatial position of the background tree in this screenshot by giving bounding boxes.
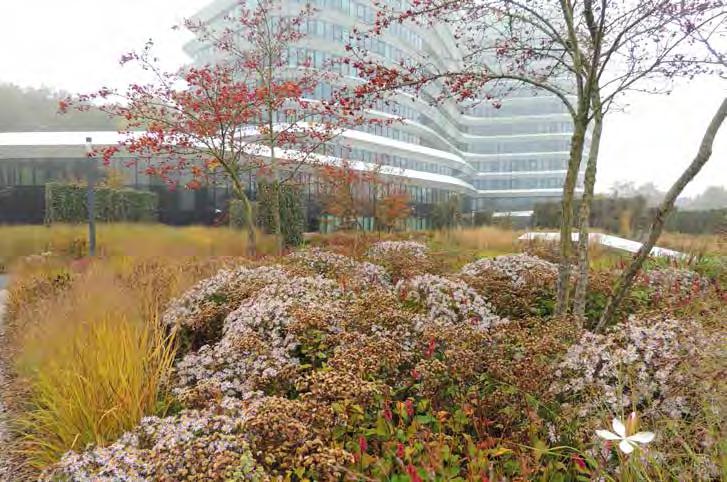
[0,83,115,131]
[63,0,360,253]
[597,97,727,330]
[376,189,411,232]
[431,195,463,231]
[319,159,376,231]
[185,0,358,252]
[678,185,727,210]
[610,181,666,207]
[348,0,725,322]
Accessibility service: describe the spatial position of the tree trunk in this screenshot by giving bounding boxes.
[237,193,257,257]
[573,94,603,324]
[246,212,257,257]
[269,180,283,253]
[595,97,727,332]
[227,172,257,258]
[556,119,588,316]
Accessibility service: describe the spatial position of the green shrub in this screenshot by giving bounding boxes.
[431,195,463,230]
[229,198,256,230]
[256,181,304,248]
[45,183,157,224]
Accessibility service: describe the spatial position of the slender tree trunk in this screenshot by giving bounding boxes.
[266,122,284,255]
[236,191,257,258]
[225,167,257,257]
[269,180,283,252]
[245,204,257,257]
[596,97,727,332]
[556,118,588,315]
[574,94,603,324]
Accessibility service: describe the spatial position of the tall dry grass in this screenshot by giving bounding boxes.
[658,231,726,257]
[6,255,233,471]
[0,223,275,271]
[431,226,521,255]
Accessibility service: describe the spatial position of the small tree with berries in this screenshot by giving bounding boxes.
[319,159,375,232]
[62,0,358,253]
[376,189,411,233]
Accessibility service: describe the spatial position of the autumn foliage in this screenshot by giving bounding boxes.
[60,0,400,246]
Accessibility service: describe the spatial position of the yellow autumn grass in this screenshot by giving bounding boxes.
[658,231,726,257]
[431,226,522,256]
[7,257,229,471]
[0,223,275,270]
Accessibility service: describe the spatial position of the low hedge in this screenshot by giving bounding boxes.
[45,183,158,224]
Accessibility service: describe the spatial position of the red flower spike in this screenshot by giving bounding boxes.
[571,454,586,470]
[382,400,393,422]
[405,399,414,417]
[406,464,422,482]
[358,435,367,455]
[424,337,436,358]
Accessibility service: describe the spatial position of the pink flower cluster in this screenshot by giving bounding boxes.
[162,265,289,329]
[286,247,391,288]
[366,240,429,260]
[47,397,266,481]
[395,274,504,330]
[459,254,556,286]
[553,316,710,419]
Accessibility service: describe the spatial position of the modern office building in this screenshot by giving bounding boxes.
[185,0,587,214]
[0,0,586,227]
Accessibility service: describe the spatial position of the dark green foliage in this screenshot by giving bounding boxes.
[533,196,648,235]
[256,181,304,247]
[534,195,727,235]
[473,210,493,226]
[431,195,463,230]
[662,208,727,234]
[229,199,256,230]
[45,183,157,224]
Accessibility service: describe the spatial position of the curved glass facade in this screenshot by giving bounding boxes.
[187,0,587,212]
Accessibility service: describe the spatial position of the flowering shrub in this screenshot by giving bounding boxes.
[638,266,710,300]
[173,273,346,401]
[46,398,268,481]
[366,240,428,260]
[396,274,503,330]
[460,253,557,287]
[285,247,390,289]
[554,316,710,420]
[366,240,441,281]
[457,253,558,319]
[162,265,289,350]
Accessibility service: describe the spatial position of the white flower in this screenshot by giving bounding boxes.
[596,416,655,454]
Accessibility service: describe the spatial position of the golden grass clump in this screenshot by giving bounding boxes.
[431,226,521,256]
[4,252,240,472]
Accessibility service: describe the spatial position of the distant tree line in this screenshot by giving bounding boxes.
[533,195,727,236]
[0,83,116,132]
[610,181,727,211]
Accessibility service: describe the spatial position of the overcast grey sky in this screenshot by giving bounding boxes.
[1,0,725,196]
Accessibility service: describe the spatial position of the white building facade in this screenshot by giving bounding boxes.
[186,0,586,215]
